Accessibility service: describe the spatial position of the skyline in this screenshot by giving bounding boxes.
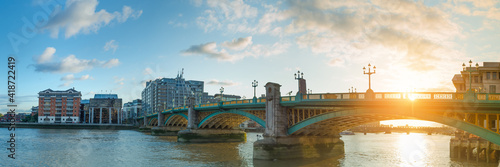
[1,0,500,117]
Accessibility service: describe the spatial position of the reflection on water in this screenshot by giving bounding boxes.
[0,129,498,166]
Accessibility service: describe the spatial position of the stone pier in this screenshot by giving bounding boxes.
[450,137,499,163]
[253,82,344,160]
[151,126,183,136]
[177,97,247,142]
[177,129,246,142]
[254,136,344,160]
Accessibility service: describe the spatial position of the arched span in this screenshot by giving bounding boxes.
[198,110,265,128]
[164,113,188,126]
[288,110,500,145]
[148,118,158,126]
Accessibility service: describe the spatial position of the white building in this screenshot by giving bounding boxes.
[453,62,500,93]
[141,69,217,115]
[123,99,142,123]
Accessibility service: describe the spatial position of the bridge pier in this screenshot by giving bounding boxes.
[253,82,344,160]
[177,97,247,142]
[177,129,246,142]
[254,136,344,160]
[151,126,183,136]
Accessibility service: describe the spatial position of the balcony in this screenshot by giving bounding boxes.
[43,112,50,115]
[66,112,73,115]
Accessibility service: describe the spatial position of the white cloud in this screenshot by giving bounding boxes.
[206,0,258,21]
[33,47,120,73]
[206,79,239,86]
[59,74,92,87]
[191,0,203,7]
[221,36,253,50]
[103,58,120,68]
[196,0,257,32]
[285,0,461,71]
[104,40,118,53]
[113,76,124,85]
[43,0,142,38]
[182,38,289,62]
[182,42,232,61]
[34,47,56,63]
[329,58,345,67]
[143,67,153,75]
[473,7,500,21]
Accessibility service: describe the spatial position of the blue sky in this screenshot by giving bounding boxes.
[1,0,500,120]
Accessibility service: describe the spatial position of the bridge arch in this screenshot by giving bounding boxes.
[148,118,158,126]
[288,109,500,145]
[198,110,265,129]
[164,113,188,126]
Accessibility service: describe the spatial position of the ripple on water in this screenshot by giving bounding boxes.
[1,129,500,166]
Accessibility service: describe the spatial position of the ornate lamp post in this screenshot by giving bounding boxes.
[294,71,304,94]
[462,60,479,92]
[363,63,376,99]
[252,80,258,102]
[307,89,312,94]
[462,60,479,100]
[220,87,224,101]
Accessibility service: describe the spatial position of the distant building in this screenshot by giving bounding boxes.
[214,94,241,101]
[37,88,81,123]
[31,106,38,116]
[453,62,500,93]
[85,94,123,124]
[2,113,26,122]
[141,69,217,116]
[80,99,89,123]
[123,99,142,123]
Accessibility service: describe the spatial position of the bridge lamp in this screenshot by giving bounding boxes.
[220,87,224,101]
[252,80,258,98]
[294,71,304,80]
[363,64,376,91]
[462,60,479,92]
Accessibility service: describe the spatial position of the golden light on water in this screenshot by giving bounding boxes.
[381,120,442,127]
[397,134,431,166]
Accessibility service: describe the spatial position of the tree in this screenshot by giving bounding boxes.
[22,115,31,122]
[0,113,3,117]
[33,113,38,122]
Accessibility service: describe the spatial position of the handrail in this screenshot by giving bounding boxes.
[141,92,500,118]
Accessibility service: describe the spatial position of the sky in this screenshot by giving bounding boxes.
[1,0,500,126]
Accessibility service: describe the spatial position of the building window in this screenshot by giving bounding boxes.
[493,72,498,80]
[474,76,479,83]
[487,72,491,80]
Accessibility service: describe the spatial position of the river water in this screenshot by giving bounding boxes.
[0,128,497,167]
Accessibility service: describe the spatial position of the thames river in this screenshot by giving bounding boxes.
[0,128,497,167]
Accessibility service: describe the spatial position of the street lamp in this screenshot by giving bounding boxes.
[252,80,258,98]
[294,71,304,94]
[462,60,479,92]
[307,89,312,94]
[363,64,376,91]
[220,87,224,101]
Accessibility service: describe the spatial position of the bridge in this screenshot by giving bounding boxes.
[137,82,500,160]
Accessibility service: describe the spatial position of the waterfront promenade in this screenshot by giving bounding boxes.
[0,122,136,130]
